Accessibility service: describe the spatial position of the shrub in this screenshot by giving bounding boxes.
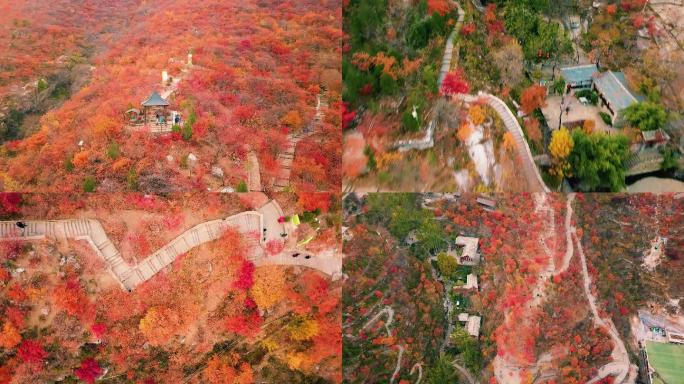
[402,109,420,133]
[65,155,75,172]
[575,89,598,105]
[364,146,377,171]
[106,142,120,159]
[236,181,248,192]
[181,122,193,140]
[127,168,138,190]
[599,111,612,126]
[83,176,96,192]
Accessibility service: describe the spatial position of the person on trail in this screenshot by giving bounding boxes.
[174,114,180,125]
[15,221,26,235]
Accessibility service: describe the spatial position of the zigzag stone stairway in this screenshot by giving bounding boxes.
[274,93,328,190]
[0,200,341,291]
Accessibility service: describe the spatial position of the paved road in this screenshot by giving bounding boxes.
[0,200,341,291]
[459,93,550,192]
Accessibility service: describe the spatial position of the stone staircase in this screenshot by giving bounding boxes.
[437,1,465,87]
[0,211,266,291]
[273,92,328,190]
[0,199,341,289]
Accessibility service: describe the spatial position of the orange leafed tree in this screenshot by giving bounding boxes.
[457,122,474,142]
[0,322,21,349]
[281,110,303,130]
[503,132,517,152]
[203,356,253,384]
[52,278,96,323]
[520,85,547,114]
[524,118,542,144]
[469,105,487,126]
[139,306,185,346]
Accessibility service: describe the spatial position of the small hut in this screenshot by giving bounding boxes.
[141,91,170,124]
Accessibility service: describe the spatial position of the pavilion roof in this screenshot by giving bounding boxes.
[141,91,169,107]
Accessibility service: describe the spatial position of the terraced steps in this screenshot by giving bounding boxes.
[0,200,340,291]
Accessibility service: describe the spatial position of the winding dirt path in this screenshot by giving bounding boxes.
[453,361,477,384]
[493,194,636,383]
[575,229,637,384]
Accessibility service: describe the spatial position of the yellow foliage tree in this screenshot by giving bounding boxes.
[549,127,574,178]
[376,151,402,172]
[469,105,486,126]
[287,316,319,341]
[0,322,21,349]
[251,266,285,310]
[502,132,516,152]
[261,337,279,352]
[285,352,312,371]
[139,306,183,346]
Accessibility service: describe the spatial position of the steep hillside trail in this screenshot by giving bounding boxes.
[273,92,327,190]
[0,199,341,291]
[394,1,550,194]
[394,0,463,152]
[437,1,466,86]
[493,194,636,383]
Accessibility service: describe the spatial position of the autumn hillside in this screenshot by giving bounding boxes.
[0,192,342,383]
[0,0,342,193]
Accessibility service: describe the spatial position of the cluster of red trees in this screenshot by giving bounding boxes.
[1,0,341,193]
[0,192,342,382]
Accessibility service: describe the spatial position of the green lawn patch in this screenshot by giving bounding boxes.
[646,341,684,384]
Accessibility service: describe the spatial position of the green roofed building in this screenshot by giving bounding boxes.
[592,70,645,127]
[560,64,597,90]
[560,64,644,127]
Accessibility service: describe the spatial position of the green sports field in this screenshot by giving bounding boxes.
[646,341,684,384]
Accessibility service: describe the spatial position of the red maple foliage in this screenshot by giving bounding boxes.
[74,358,102,384]
[460,23,476,36]
[17,340,47,364]
[427,0,451,16]
[342,102,357,129]
[298,192,331,213]
[90,323,106,339]
[225,312,262,338]
[440,69,470,96]
[233,261,255,290]
[0,193,22,216]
